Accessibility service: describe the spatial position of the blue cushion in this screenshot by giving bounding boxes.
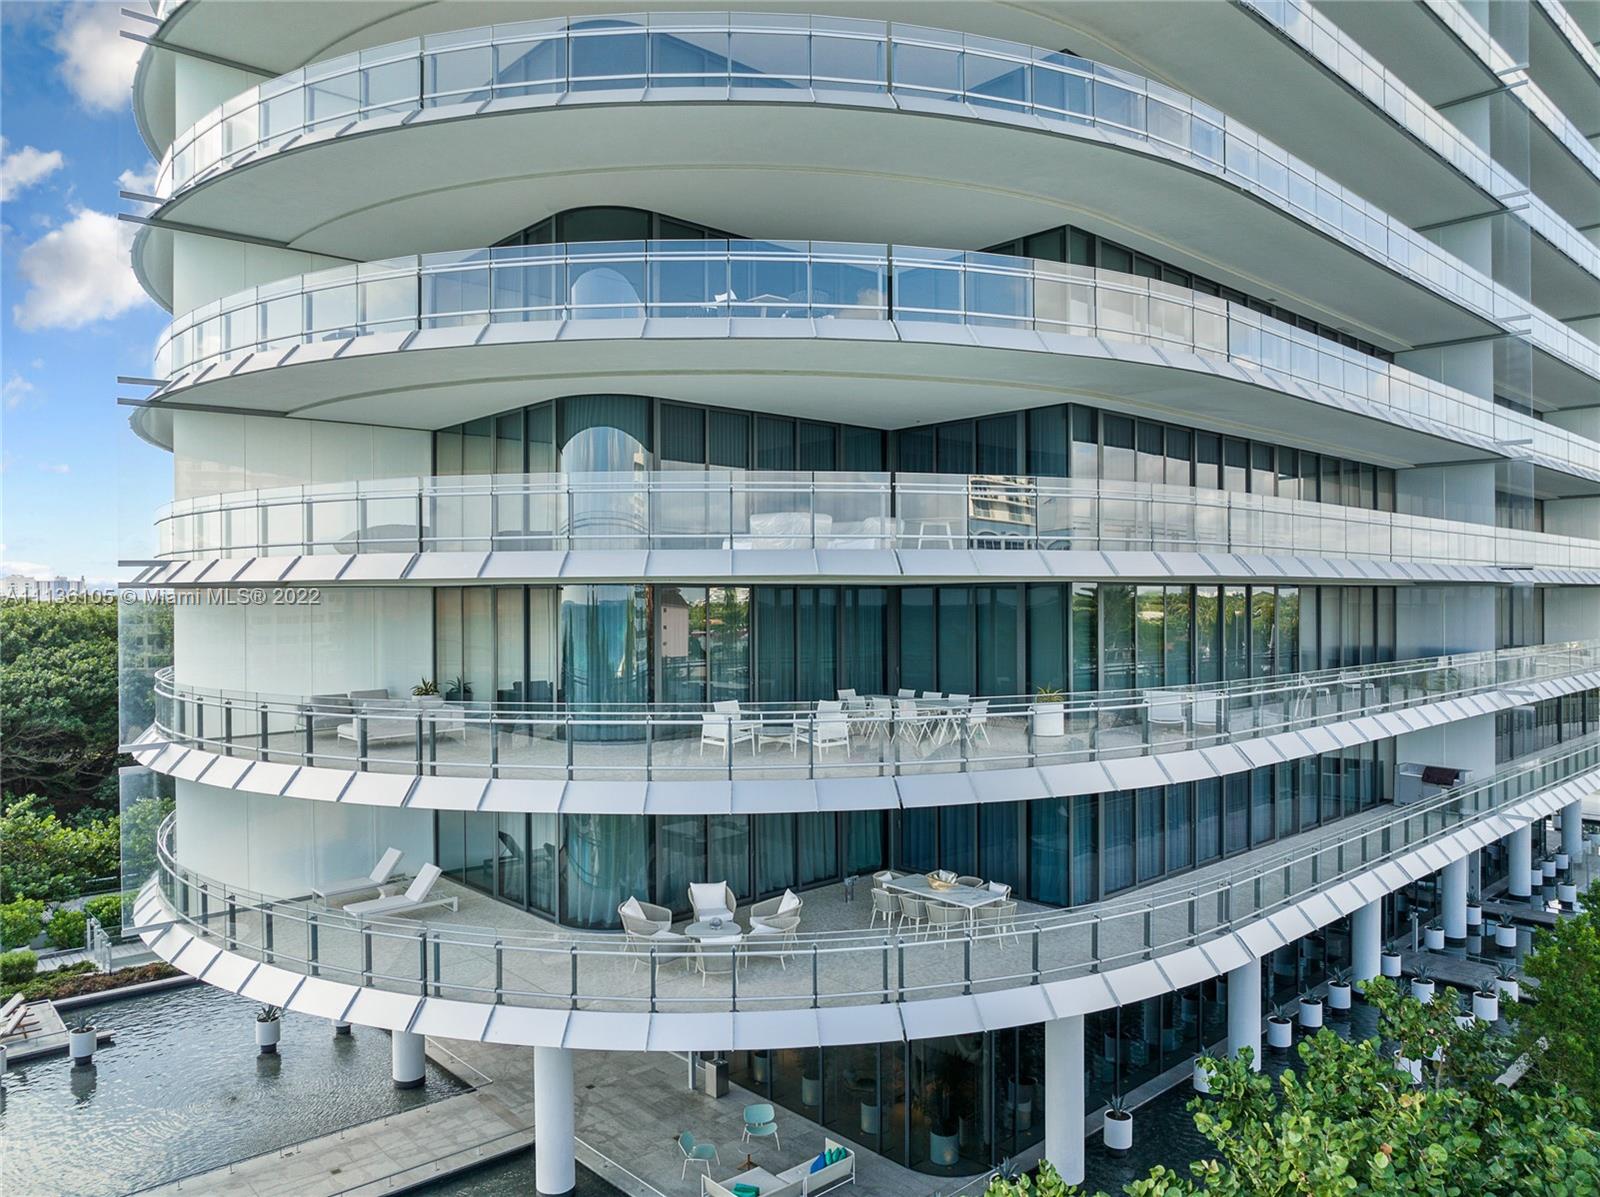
[810,1152,829,1173]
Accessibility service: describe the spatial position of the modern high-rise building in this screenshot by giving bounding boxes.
[121,2,1600,1191]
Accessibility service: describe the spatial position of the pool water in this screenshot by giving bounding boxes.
[414,1150,625,1196]
[0,983,464,1197]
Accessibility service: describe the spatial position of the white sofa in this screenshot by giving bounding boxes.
[700,1139,856,1197]
[333,692,467,747]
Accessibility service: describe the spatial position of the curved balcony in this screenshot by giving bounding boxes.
[150,471,1600,576]
[134,733,1600,1043]
[140,642,1600,805]
[143,243,1600,485]
[137,11,1531,351]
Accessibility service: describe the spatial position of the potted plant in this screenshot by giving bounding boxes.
[921,1088,960,1167]
[1409,959,1436,1003]
[1298,990,1324,1029]
[1102,1092,1133,1156]
[255,1004,283,1054]
[1465,889,1482,930]
[68,1016,96,1065]
[1008,1072,1035,1131]
[1032,685,1065,739]
[1267,1001,1295,1050]
[1192,1046,1219,1094]
[1423,918,1445,951]
[1452,992,1475,1031]
[1472,978,1500,1023]
[1393,1048,1422,1084]
[1494,914,1519,949]
[1555,850,1570,872]
[1326,966,1353,1012]
[1541,855,1557,882]
[444,674,472,702]
[1494,961,1520,1004]
[1558,879,1579,906]
[411,677,439,697]
[1380,947,1404,978]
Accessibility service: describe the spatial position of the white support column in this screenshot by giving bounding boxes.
[535,1045,576,1197]
[1509,824,1533,899]
[1442,857,1468,943]
[1562,800,1584,863]
[1351,898,1381,988]
[391,1030,425,1090]
[1045,1015,1085,1186]
[1227,958,1261,1072]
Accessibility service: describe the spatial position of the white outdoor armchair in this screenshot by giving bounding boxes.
[688,881,738,923]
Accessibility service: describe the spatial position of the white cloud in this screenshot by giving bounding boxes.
[0,557,56,579]
[54,2,141,113]
[11,208,149,331]
[4,374,36,409]
[38,463,71,475]
[117,161,160,195]
[0,138,65,201]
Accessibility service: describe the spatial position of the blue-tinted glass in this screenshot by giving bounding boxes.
[1165,784,1191,872]
[756,813,796,893]
[729,31,809,85]
[1104,792,1134,892]
[1137,788,1163,883]
[811,34,885,89]
[709,814,750,897]
[938,588,974,695]
[495,37,564,94]
[980,803,1024,892]
[798,813,837,885]
[940,806,975,876]
[899,808,938,873]
[1027,584,1067,693]
[1195,779,1221,863]
[654,814,706,913]
[568,28,646,87]
[1071,795,1098,904]
[562,813,646,928]
[900,589,936,693]
[1029,798,1069,905]
[650,30,728,85]
[977,586,1019,696]
[891,43,961,101]
[964,53,1027,109]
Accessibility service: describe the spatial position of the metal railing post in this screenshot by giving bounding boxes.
[963,937,972,994]
[569,945,578,1010]
[309,913,319,976]
[226,895,237,949]
[362,924,373,984]
[263,908,274,963]
[418,929,428,995]
[495,940,504,1003]
[1031,926,1041,983]
[812,945,821,1008]
[650,948,658,1013]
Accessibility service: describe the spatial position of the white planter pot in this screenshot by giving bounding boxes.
[1559,883,1578,905]
[1424,927,1445,950]
[1410,979,1436,1002]
[1555,853,1570,872]
[1327,983,1352,1011]
[1394,1052,1422,1084]
[0,1042,7,1075]
[1466,905,1482,929]
[1298,999,1323,1029]
[255,1018,281,1054]
[1495,924,1518,948]
[1496,977,1520,1003]
[1103,1112,1133,1154]
[68,1027,96,1065]
[928,1130,960,1167]
[860,1101,881,1136]
[1542,859,1558,880]
[1267,1018,1294,1049]
[801,1075,820,1107]
[1032,704,1064,739]
[1380,952,1403,978]
[752,1053,769,1083]
[1192,1058,1212,1094]
[1472,991,1500,1022]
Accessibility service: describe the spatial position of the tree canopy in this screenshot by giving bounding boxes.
[1513,878,1600,1111]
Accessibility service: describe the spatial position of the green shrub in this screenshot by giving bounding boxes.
[0,949,37,985]
[46,908,87,950]
[83,893,124,933]
[0,795,120,903]
[0,898,45,949]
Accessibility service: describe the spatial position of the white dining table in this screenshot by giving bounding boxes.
[881,874,1005,912]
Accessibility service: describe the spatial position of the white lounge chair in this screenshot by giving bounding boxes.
[344,863,458,918]
[798,711,851,758]
[701,701,756,760]
[689,881,737,923]
[312,847,404,901]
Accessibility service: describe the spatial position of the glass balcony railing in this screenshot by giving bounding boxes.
[152,242,1600,482]
[142,731,1600,1014]
[154,11,1524,333]
[1245,0,1600,284]
[1424,0,1600,182]
[152,469,1600,569]
[148,640,1600,784]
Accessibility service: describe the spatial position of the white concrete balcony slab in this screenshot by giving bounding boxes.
[132,11,1541,357]
[131,734,1600,1045]
[148,471,1600,573]
[131,641,1600,806]
[136,243,1600,488]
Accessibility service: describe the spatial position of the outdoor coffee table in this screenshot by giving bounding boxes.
[755,720,796,753]
[685,920,742,942]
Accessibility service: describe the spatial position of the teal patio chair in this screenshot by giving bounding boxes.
[678,1130,719,1179]
[740,1102,781,1150]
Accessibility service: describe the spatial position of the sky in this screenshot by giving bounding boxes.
[1,0,171,584]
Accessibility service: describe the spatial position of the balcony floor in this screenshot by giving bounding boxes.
[170,794,1419,1019]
